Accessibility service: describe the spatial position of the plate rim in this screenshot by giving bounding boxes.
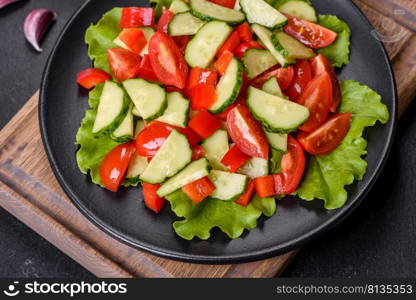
[39,0,398,264]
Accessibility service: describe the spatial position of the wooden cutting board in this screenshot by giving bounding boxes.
[0,0,415,278]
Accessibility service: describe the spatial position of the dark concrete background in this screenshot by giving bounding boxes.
[0,0,414,278]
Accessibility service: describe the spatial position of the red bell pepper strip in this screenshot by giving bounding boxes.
[120,7,155,28]
[189,110,222,139]
[182,177,216,203]
[137,54,159,82]
[190,83,218,110]
[177,126,202,147]
[235,180,256,206]
[173,35,190,53]
[236,22,253,42]
[118,28,147,55]
[217,31,240,58]
[143,183,166,213]
[191,145,206,160]
[157,8,175,33]
[254,176,276,198]
[221,145,251,173]
[214,50,234,75]
[187,67,218,91]
[76,68,111,89]
[208,0,236,9]
[234,40,264,59]
[99,142,136,192]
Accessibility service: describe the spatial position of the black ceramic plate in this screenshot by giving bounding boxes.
[40,0,397,263]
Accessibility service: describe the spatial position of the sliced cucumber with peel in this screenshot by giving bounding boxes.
[238,158,269,178]
[111,104,134,142]
[168,12,206,36]
[247,86,310,133]
[92,81,129,136]
[251,24,295,67]
[271,30,316,60]
[262,77,283,97]
[190,0,245,24]
[157,92,190,128]
[266,131,288,152]
[277,0,317,22]
[185,21,232,68]
[210,57,243,113]
[123,79,167,121]
[240,0,287,29]
[140,130,192,184]
[134,120,145,137]
[124,153,149,186]
[132,106,141,117]
[169,0,190,13]
[202,129,229,171]
[157,158,211,197]
[209,170,248,201]
[242,49,278,79]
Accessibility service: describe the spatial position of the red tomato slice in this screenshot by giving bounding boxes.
[234,40,264,59]
[236,22,253,42]
[298,112,352,155]
[216,96,246,121]
[148,32,189,89]
[284,15,337,49]
[217,31,241,58]
[208,0,236,8]
[137,54,159,82]
[227,106,269,159]
[286,60,312,102]
[276,66,295,90]
[135,121,173,157]
[118,28,147,55]
[120,7,154,28]
[76,68,111,89]
[172,35,190,53]
[273,135,305,195]
[143,183,166,213]
[298,72,333,132]
[99,142,136,192]
[310,54,341,112]
[107,48,141,82]
[157,8,175,33]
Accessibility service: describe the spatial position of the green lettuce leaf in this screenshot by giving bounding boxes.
[297,80,389,209]
[317,14,351,68]
[85,8,122,73]
[165,190,276,240]
[76,85,121,186]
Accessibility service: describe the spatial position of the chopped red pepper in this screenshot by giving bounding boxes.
[191,145,206,160]
[214,50,234,75]
[177,126,202,147]
[254,176,276,198]
[157,8,175,33]
[143,183,166,213]
[187,67,218,91]
[118,28,147,55]
[182,177,216,203]
[235,40,264,59]
[190,83,218,110]
[221,145,251,173]
[236,22,253,42]
[76,68,111,89]
[189,110,222,139]
[235,180,256,206]
[173,35,190,53]
[120,7,155,28]
[137,54,159,82]
[208,0,236,9]
[217,31,240,58]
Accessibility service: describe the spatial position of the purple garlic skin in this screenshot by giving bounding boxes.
[24,8,57,52]
[0,0,25,10]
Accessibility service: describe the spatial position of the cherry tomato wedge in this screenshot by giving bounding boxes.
[235,180,256,207]
[297,112,352,155]
[208,0,236,8]
[298,72,333,132]
[227,106,269,159]
[273,135,305,195]
[107,48,141,82]
[182,177,216,203]
[284,15,337,49]
[217,31,240,58]
[99,142,136,192]
[135,121,172,157]
[286,60,312,102]
[236,22,253,42]
[120,7,155,28]
[234,40,264,59]
[143,183,166,213]
[157,8,175,33]
[76,68,111,89]
[310,54,341,112]
[216,96,246,121]
[137,54,159,82]
[118,28,147,55]
[221,145,251,173]
[172,35,190,53]
[148,31,189,89]
[276,66,295,91]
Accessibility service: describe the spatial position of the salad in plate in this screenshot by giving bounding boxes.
[75,0,389,240]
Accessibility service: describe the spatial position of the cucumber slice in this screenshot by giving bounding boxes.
[202,129,229,171]
[92,81,129,136]
[209,170,248,201]
[190,0,245,24]
[271,30,316,60]
[157,158,211,197]
[251,24,295,67]
[242,49,278,79]
[114,27,155,56]
[132,106,141,117]
[111,104,134,142]
[247,86,310,133]
[277,0,317,22]
[169,0,190,13]
[157,92,190,128]
[240,0,287,29]
[123,79,167,121]
[262,77,283,96]
[238,158,269,178]
[185,21,232,68]
[140,130,192,184]
[134,120,145,137]
[168,12,206,36]
[265,131,288,152]
[210,57,243,113]
[124,152,149,185]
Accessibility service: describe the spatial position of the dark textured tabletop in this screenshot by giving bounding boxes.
[0,0,414,278]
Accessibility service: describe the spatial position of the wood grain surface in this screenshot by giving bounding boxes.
[0,0,415,278]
